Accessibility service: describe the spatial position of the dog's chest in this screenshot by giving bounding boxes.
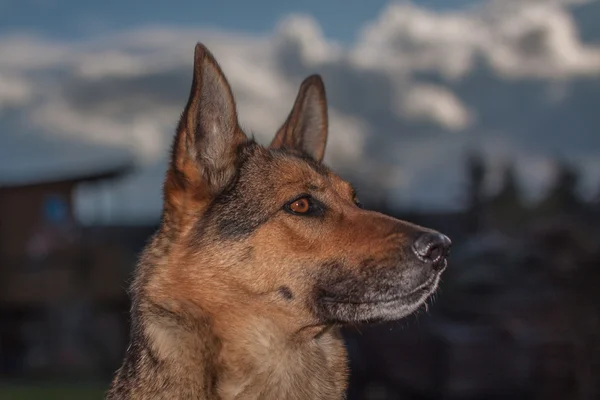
[217,331,347,399]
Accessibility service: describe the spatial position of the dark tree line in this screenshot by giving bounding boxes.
[464,152,597,234]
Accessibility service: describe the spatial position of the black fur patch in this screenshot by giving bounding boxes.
[311,250,433,324]
[278,286,294,301]
[195,142,271,239]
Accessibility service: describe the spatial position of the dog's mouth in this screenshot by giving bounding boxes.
[315,274,440,324]
[320,279,435,306]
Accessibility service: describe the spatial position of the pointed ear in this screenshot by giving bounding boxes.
[168,43,247,200]
[270,75,328,163]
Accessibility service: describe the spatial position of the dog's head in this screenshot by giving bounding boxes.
[156,43,450,328]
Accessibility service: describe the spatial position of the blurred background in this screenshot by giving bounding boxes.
[1,0,600,398]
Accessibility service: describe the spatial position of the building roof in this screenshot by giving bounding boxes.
[0,132,133,188]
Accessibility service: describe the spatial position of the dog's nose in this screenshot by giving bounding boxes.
[412,232,452,270]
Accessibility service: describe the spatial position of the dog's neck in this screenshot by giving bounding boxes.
[109,230,349,399]
[135,300,348,399]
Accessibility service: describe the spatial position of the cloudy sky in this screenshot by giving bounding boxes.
[1,0,599,224]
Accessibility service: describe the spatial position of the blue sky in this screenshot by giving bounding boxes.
[0,0,481,41]
[1,0,599,224]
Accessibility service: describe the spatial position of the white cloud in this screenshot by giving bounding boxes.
[2,0,600,223]
[353,0,600,80]
[396,84,474,131]
[275,15,343,66]
[31,96,178,162]
[352,2,484,79]
[484,1,600,79]
[0,72,32,110]
[0,35,69,70]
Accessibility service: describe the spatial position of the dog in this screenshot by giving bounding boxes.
[106,43,451,399]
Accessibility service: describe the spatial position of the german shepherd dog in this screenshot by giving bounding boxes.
[107,43,451,399]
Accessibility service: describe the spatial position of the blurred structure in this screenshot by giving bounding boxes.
[0,142,134,379]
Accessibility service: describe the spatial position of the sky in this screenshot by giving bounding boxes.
[1,0,599,224]
[0,0,481,41]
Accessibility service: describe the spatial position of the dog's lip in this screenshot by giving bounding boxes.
[320,278,436,305]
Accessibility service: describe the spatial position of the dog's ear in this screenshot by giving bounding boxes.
[168,43,247,201]
[270,75,328,163]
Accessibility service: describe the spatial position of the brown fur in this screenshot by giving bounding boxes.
[107,43,451,399]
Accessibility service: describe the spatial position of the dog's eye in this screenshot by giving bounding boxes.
[288,197,311,214]
[284,195,325,217]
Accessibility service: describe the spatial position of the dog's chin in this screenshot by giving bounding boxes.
[315,276,440,325]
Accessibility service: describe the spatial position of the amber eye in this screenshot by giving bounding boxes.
[289,197,311,214]
[285,195,324,217]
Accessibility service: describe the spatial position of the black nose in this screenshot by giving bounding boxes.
[412,232,452,270]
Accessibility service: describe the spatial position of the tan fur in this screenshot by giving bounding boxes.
[107,43,450,400]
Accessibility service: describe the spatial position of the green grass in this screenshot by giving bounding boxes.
[0,383,106,400]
